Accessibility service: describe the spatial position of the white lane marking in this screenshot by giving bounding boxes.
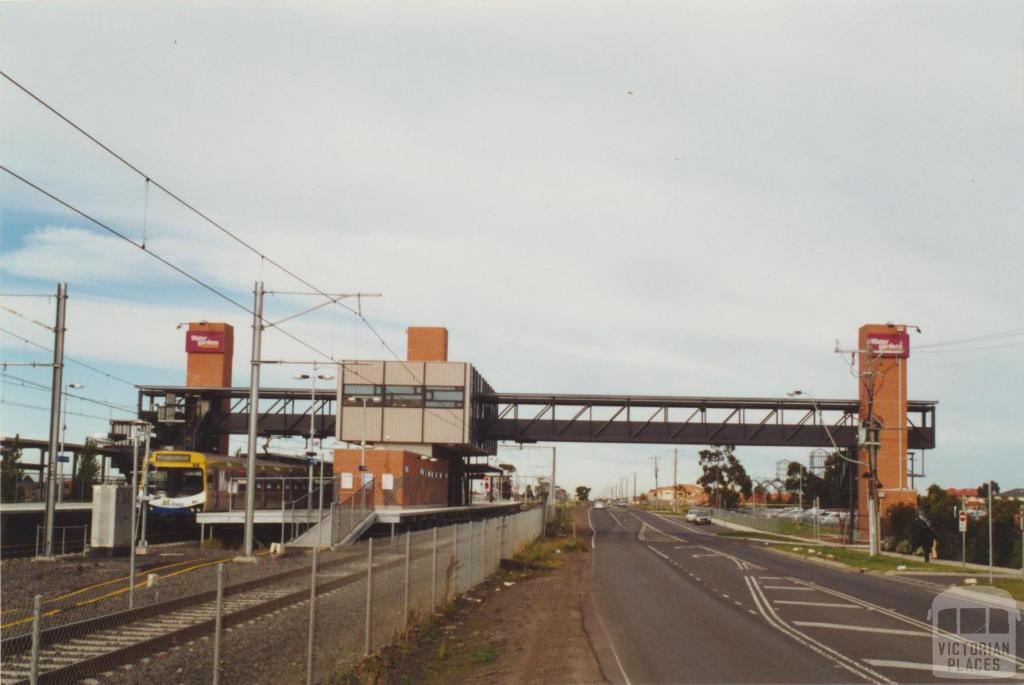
[761,586,815,591]
[587,506,597,549]
[792,622,930,637]
[758,576,783,580]
[694,545,764,571]
[607,509,625,527]
[653,512,712,536]
[785,576,1024,670]
[863,660,1024,679]
[586,524,633,685]
[744,576,891,684]
[647,545,670,560]
[772,600,863,609]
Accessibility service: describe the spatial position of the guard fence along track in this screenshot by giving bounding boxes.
[0,550,404,684]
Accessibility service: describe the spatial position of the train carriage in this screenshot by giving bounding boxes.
[147,450,309,515]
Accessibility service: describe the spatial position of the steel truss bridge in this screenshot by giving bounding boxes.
[136,385,936,454]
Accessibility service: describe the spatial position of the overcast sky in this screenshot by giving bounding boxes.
[1,1,1022,495]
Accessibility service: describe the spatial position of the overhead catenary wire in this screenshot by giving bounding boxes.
[0,327,137,388]
[914,327,1024,349]
[0,305,54,332]
[1,398,113,423]
[1,168,466,434]
[0,373,136,413]
[0,71,466,432]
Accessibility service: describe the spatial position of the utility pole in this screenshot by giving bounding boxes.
[651,456,660,509]
[241,281,264,560]
[988,481,994,585]
[633,472,636,503]
[42,282,67,558]
[673,448,679,513]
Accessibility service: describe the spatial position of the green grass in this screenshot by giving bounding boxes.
[472,646,501,665]
[717,530,794,542]
[778,545,967,573]
[969,579,1024,602]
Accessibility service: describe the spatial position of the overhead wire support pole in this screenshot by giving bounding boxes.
[42,282,67,559]
[242,281,264,560]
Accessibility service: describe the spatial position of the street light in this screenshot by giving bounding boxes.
[57,383,84,504]
[347,394,382,511]
[295,369,335,526]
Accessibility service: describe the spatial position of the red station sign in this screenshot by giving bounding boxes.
[185,330,225,354]
[866,332,910,359]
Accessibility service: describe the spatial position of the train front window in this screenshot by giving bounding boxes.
[150,469,204,497]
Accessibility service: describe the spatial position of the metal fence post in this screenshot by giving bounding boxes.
[403,532,411,630]
[82,524,88,554]
[431,526,438,610]
[468,521,474,588]
[213,564,224,685]
[30,594,42,685]
[364,538,373,656]
[306,545,318,685]
[281,496,286,547]
[482,519,487,577]
[35,526,40,557]
[453,524,459,596]
[61,527,66,556]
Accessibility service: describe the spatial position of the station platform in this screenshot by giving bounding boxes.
[0,501,93,514]
[375,500,521,524]
[196,509,327,525]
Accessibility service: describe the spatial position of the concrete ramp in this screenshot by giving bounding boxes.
[289,510,376,548]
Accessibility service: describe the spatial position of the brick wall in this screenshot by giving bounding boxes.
[407,327,448,362]
[185,322,233,453]
[333,448,449,506]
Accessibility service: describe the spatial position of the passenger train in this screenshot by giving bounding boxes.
[146,450,310,515]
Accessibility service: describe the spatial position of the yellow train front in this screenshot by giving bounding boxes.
[146,450,309,515]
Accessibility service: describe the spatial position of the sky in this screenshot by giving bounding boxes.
[1,1,1022,497]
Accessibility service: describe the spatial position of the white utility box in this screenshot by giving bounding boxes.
[90,484,133,551]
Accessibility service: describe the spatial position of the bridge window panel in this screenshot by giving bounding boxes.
[342,384,384,406]
[385,385,423,408]
[425,387,464,409]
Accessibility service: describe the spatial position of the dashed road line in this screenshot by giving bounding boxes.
[792,621,930,637]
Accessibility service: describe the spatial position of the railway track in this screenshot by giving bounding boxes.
[0,549,405,684]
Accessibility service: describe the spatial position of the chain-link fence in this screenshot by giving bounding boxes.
[1,506,545,684]
[710,507,855,543]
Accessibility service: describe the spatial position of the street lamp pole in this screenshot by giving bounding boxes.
[58,383,83,504]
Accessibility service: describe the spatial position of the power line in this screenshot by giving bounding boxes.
[0,326,137,388]
[0,398,112,422]
[0,374,135,413]
[0,305,54,332]
[916,342,1024,354]
[0,166,338,366]
[0,72,465,433]
[915,327,1024,349]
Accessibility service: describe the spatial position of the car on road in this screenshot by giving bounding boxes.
[686,508,712,524]
[594,500,607,509]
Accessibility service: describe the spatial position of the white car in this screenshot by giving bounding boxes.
[686,508,712,524]
[594,500,607,510]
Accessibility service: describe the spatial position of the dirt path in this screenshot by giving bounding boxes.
[375,506,606,685]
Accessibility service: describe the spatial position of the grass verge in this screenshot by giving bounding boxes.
[777,545,967,573]
[959,579,1024,602]
[717,530,796,543]
[331,533,586,684]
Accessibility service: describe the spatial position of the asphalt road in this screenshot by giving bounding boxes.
[584,507,1024,684]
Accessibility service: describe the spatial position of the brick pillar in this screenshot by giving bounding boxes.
[407,327,448,362]
[185,323,234,454]
[857,324,917,539]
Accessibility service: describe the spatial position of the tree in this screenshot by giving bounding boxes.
[978,482,1000,499]
[75,439,101,501]
[575,486,591,502]
[696,445,752,509]
[783,454,849,509]
[1,438,25,501]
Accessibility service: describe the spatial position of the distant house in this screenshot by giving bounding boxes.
[646,484,707,506]
[946,487,985,510]
[998,488,1024,501]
